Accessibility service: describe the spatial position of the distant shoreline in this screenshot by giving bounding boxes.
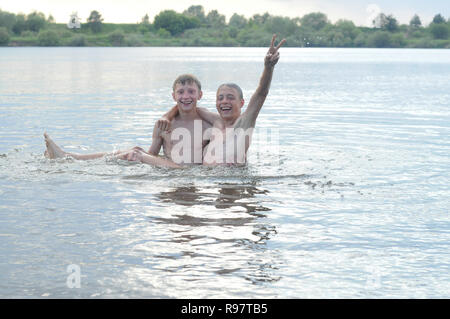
[3,44,449,49]
[1,9,449,49]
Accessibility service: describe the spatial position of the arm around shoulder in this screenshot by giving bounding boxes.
[197,107,221,126]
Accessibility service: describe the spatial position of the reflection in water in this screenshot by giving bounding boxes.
[1,47,449,298]
[156,182,271,214]
[157,185,204,207]
[214,183,271,215]
[151,182,280,286]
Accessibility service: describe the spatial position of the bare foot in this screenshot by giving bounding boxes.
[43,133,67,159]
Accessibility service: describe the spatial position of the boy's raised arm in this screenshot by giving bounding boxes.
[239,35,285,129]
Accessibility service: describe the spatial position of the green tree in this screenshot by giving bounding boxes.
[109,29,126,46]
[26,11,47,32]
[335,19,359,40]
[69,35,86,46]
[229,13,247,29]
[87,10,103,33]
[227,27,239,39]
[384,14,399,32]
[0,26,10,45]
[432,14,446,24]
[154,10,198,35]
[354,32,368,47]
[236,27,272,46]
[368,31,392,47]
[249,13,270,26]
[430,23,449,39]
[264,16,298,37]
[183,5,206,24]
[154,10,183,35]
[156,28,171,38]
[2,7,449,48]
[125,34,143,46]
[374,13,398,32]
[391,33,406,47]
[206,10,225,27]
[327,30,347,47]
[300,12,329,30]
[0,10,17,32]
[12,14,26,35]
[38,30,59,46]
[409,14,422,29]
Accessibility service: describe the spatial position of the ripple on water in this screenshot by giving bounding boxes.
[1,48,450,298]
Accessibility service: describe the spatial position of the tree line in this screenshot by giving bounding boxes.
[0,6,449,47]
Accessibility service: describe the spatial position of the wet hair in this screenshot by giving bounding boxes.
[217,83,244,100]
[172,74,202,91]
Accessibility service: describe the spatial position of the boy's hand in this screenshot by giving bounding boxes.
[265,34,286,68]
[117,149,142,162]
[156,118,171,132]
[153,119,171,141]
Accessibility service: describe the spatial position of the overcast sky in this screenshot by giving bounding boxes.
[1,0,449,26]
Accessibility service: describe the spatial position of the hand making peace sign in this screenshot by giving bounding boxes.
[265,34,286,67]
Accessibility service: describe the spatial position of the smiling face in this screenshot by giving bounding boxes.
[216,85,244,122]
[172,82,202,113]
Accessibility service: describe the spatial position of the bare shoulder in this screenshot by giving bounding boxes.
[169,115,186,129]
[202,119,213,129]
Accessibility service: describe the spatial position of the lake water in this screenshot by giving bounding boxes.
[0,47,449,298]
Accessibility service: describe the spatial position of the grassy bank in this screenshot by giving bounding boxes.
[1,8,449,48]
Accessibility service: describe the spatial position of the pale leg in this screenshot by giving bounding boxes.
[43,133,180,168]
[44,133,124,160]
